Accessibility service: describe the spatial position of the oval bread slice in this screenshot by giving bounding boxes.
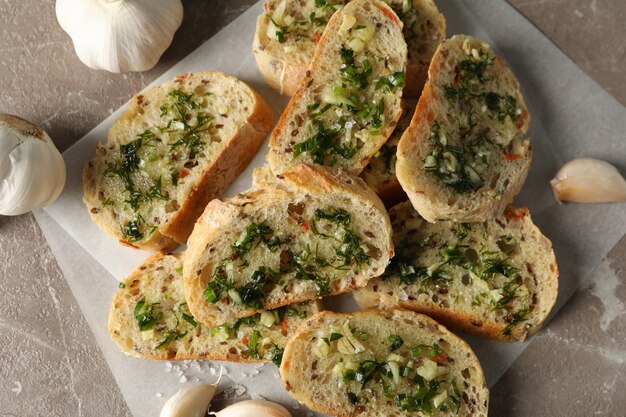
[253,0,445,97]
[354,201,558,341]
[183,164,393,327]
[108,252,320,363]
[396,35,532,222]
[267,0,407,176]
[83,71,274,251]
[359,99,415,206]
[280,309,489,417]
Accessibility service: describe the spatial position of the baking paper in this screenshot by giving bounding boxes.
[38,0,626,416]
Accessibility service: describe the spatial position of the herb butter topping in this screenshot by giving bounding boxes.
[203,205,376,309]
[126,261,313,363]
[100,89,218,243]
[425,38,525,193]
[384,204,533,337]
[314,319,464,413]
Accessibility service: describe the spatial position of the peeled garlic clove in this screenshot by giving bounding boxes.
[550,158,626,203]
[55,0,183,73]
[0,114,66,216]
[160,384,217,417]
[214,400,292,417]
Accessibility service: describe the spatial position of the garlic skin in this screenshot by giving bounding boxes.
[56,0,183,73]
[160,384,217,417]
[214,400,292,417]
[550,158,626,203]
[0,114,66,216]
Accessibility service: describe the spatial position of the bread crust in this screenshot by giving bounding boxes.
[83,71,274,251]
[280,308,489,417]
[183,164,393,327]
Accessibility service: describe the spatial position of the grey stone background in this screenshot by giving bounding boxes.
[0,0,624,416]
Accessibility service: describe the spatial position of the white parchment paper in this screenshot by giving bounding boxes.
[38,1,626,416]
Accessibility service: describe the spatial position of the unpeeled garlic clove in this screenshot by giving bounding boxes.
[0,114,66,215]
[550,158,626,203]
[160,384,217,417]
[213,400,292,417]
[55,0,183,73]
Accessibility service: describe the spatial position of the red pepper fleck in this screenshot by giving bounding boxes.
[378,5,400,25]
[281,319,288,332]
[504,207,527,221]
[179,169,190,178]
[313,32,321,43]
[242,335,249,346]
[504,151,521,161]
[432,354,447,362]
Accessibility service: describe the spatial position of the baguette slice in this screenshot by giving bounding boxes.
[359,99,415,206]
[183,164,393,327]
[354,202,558,341]
[267,0,407,176]
[281,309,488,417]
[108,252,321,362]
[253,0,445,97]
[84,71,274,251]
[397,35,532,222]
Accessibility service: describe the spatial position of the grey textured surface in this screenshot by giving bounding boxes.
[509,0,626,106]
[0,0,625,416]
[0,215,131,416]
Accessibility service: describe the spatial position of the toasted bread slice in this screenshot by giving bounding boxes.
[359,99,415,206]
[354,202,558,341]
[280,309,488,417]
[183,164,393,327]
[396,35,531,222]
[108,252,320,362]
[83,71,274,251]
[253,0,445,97]
[267,0,407,176]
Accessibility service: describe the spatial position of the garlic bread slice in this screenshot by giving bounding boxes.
[183,164,393,327]
[281,309,489,417]
[267,0,407,176]
[108,252,320,363]
[354,202,558,341]
[84,71,274,251]
[397,35,531,222]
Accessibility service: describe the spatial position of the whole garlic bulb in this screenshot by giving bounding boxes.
[213,400,292,417]
[0,114,66,216]
[55,0,184,73]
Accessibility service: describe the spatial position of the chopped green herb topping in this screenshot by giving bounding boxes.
[375,72,405,93]
[134,297,162,331]
[388,334,404,351]
[501,308,529,336]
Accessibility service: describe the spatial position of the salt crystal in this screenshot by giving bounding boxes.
[179,375,187,383]
[156,392,162,398]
